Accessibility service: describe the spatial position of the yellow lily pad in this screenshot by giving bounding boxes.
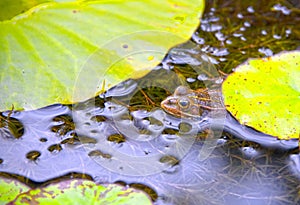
[0,0,204,111]
[222,51,300,140]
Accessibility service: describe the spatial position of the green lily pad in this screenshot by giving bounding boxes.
[9,179,153,205]
[0,177,30,204]
[222,51,300,140]
[0,0,204,111]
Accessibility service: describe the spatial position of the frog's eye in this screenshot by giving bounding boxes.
[178,98,190,109]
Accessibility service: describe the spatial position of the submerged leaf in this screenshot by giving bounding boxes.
[9,180,152,204]
[0,0,204,111]
[222,51,300,140]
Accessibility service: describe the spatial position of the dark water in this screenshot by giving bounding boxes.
[1,0,300,204]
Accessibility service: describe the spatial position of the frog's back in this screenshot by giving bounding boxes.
[161,86,224,120]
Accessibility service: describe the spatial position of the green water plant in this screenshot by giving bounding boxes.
[0,177,30,204]
[3,179,152,204]
[0,0,204,111]
[222,51,300,140]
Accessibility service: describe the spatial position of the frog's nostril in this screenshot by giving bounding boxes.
[169,99,177,104]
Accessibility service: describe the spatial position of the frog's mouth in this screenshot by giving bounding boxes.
[161,96,179,115]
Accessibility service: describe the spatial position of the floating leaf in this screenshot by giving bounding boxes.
[222,51,300,140]
[0,177,30,204]
[0,0,204,111]
[9,179,152,204]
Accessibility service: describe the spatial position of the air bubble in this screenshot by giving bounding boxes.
[187,77,196,83]
[197,74,208,81]
[261,30,267,35]
[285,29,292,37]
[226,39,232,44]
[192,33,205,44]
[247,6,255,13]
[273,34,281,39]
[258,48,273,56]
[244,21,251,27]
[272,4,291,15]
[233,33,243,37]
[215,78,223,84]
[237,13,244,19]
[215,31,226,41]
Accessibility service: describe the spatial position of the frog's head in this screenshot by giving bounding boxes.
[161,86,203,119]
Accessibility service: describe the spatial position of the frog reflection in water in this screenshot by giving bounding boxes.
[161,86,224,120]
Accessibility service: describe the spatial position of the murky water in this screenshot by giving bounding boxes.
[1,0,300,204]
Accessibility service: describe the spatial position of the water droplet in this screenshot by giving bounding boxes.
[240,146,260,158]
[215,78,223,84]
[142,119,150,126]
[261,30,267,35]
[192,33,205,44]
[187,77,196,83]
[233,33,243,37]
[211,48,229,57]
[247,6,255,13]
[208,16,220,22]
[273,34,281,39]
[201,24,222,32]
[226,39,232,45]
[285,28,292,37]
[237,13,244,19]
[217,138,227,145]
[244,21,251,27]
[215,31,226,41]
[201,55,219,64]
[272,3,291,15]
[258,47,273,56]
[197,74,208,81]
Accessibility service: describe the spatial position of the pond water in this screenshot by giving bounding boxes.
[1,0,300,204]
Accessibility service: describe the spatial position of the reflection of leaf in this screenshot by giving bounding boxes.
[222,51,300,140]
[0,0,204,111]
[0,177,29,204]
[9,179,153,204]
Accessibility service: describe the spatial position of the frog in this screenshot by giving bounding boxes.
[161,86,225,120]
[160,86,299,150]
